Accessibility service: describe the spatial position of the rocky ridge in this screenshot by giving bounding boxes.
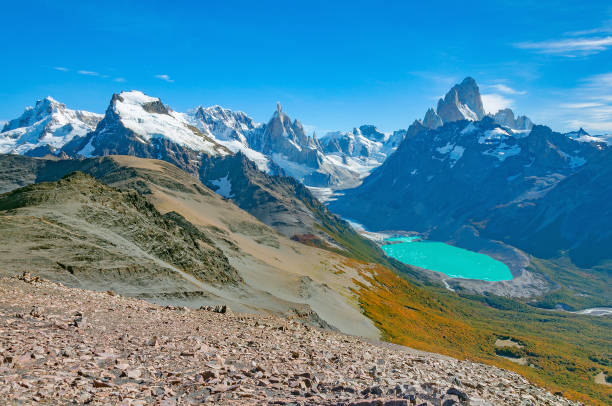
[419,77,531,132]
[0,274,581,406]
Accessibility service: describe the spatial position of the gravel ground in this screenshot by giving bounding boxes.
[0,274,581,405]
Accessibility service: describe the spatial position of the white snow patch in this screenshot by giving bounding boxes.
[572,133,612,145]
[217,139,270,172]
[478,128,510,144]
[461,122,478,134]
[558,150,587,168]
[307,186,342,203]
[271,153,315,181]
[436,143,465,167]
[457,103,479,121]
[344,219,391,242]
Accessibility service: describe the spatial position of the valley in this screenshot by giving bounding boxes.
[0,76,610,405]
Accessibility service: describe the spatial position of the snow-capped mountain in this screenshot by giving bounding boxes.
[566,127,612,146]
[189,102,390,188]
[331,76,611,268]
[419,77,533,132]
[0,97,102,156]
[319,125,405,178]
[67,91,229,161]
[185,105,270,172]
[1,92,406,190]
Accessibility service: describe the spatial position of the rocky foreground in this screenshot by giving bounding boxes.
[0,274,580,405]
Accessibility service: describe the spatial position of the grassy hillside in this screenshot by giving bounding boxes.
[0,171,241,288]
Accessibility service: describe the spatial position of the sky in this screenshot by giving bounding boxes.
[1,0,612,134]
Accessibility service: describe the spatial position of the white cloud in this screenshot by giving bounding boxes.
[565,119,612,133]
[155,74,174,83]
[488,84,527,95]
[515,36,612,56]
[481,94,513,114]
[542,72,612,133]
[78,70,99,76]
[559,102,603,109]
[53,66,68,72]
[114,77,126,83]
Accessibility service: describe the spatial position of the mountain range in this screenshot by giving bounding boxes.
[330,78,612,272]
[1,77,611,404]
[2,78,611,274]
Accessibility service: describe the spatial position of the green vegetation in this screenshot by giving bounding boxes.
[354,261,612,405]
[528,256,611,310]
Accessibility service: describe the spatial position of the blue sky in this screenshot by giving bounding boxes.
[1,0,612,134]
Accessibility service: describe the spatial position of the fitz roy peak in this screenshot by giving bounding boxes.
[330,77,611,269]
[420,77,532,131]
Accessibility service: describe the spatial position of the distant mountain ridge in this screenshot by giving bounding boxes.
[0,91,392,259]
[0,91,406,190]
[0,97,102,156]
[330,77,611,268]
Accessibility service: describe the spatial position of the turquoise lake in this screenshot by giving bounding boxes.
[381,237,513,281]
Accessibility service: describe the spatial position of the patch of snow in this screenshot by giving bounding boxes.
[78,136,96,157]
[506,173,520,182]
[461,122,478,134]
[510,128,531,138]
[436,143,465,167]
[217,139,270,172]
[307,186,342,203]
[457,103,479,121]
[558,150,587,169]
[483,143,521,162]
[572,133,612,145]
[449,145,465,164]
[344,218,391,242]
[210,175,233,198]
[478,128,510,144]
[324,153,381,179]
[436,142,454,154]
[271,153,315,181]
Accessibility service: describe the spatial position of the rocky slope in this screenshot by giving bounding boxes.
[0,152,382,258]
[0,274,582,405]
[0,154,384,338]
